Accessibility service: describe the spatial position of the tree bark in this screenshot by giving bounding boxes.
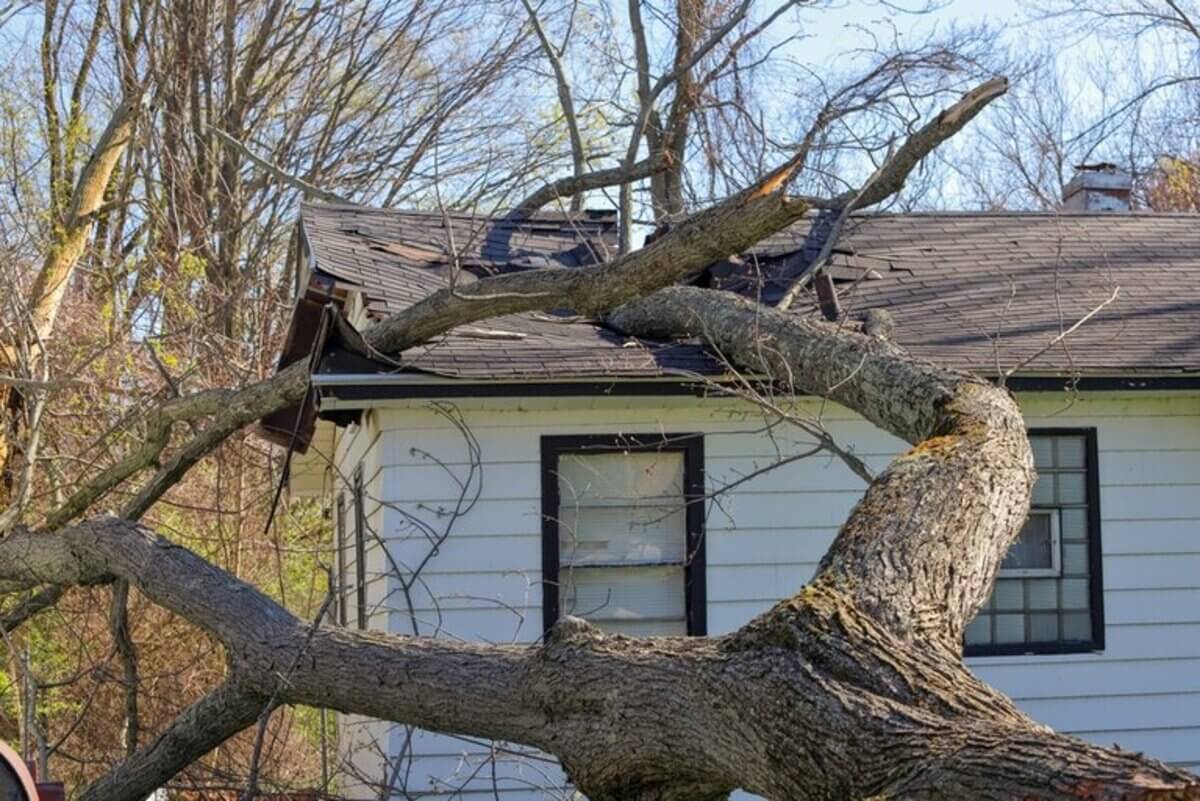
[5,77,1196,801]
[1,93,142,503]
[1,284,1195,798]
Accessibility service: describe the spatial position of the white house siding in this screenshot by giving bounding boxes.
[324,390,1200,798]
[328,411,401,798]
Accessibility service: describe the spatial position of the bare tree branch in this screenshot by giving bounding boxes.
[520,0,587,210]
[206,125,351,205]
[515,155,666,212]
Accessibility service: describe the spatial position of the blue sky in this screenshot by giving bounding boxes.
[783,0,1026,63]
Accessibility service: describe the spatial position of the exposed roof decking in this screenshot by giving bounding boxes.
[299,205,1200,382]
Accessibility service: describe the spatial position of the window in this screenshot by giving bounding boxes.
[335,493,348,626]
[998,509,1061,578]
[541,435,706,636]
[353,465,368,630]
[965,429,1105,655]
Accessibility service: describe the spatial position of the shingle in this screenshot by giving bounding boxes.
[301,204,1200,380]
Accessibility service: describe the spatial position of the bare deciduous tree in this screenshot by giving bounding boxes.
[2,69,1199,801]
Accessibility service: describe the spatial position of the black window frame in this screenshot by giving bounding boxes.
[540,433,707,636]
[335,492,348,626]
[965,427,1105,657]
[353,464,368,630]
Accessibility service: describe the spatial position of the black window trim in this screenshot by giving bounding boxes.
[965,427,1105,657]
[335,492,348,626]
[540,433,707,637]
[353,464,368,630]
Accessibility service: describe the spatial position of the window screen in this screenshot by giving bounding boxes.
[965,430,1103,655]
[542,436,705,636]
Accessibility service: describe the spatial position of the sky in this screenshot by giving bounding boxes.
[777,0,1026,65]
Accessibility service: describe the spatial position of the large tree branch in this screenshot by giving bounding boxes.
[2,514,1196,801]
[515,155,667,212]
[80,681,265,801]
[2,92,143,506]
[44,361,309,531]
[28,93,143,341]
[366,78,1007,356]
[14,77,1184,801]
[813,77,1010,211]
[610,287,1032,650]
[34,80,1007,537]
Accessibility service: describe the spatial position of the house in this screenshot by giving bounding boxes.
[262,170,1200,799]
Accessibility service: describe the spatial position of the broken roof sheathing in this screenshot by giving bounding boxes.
[296,203,1200,382]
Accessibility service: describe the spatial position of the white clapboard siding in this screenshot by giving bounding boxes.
[323,391,1200,797]
[330,412,405,795]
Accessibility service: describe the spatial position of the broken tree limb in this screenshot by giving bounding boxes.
[10,75,1192,801]
[609,286,1033,650]
[27,93,144,342]
[2,92,144,504]
[35,79,1007,537]
[0,277,1192,800]
[514,155,667,212]
[367,78,1009,356]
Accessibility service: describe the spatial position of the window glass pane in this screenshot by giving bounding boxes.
[558,505,686,565]
[1063,612,1093,641]
[994,581,1023,610]
[1031,475,1055,506]
[1062,543,1089,576]
[1002,514,1054,571]
[1027,579,1058,609]
[1029,613,1059,641]
[1030,438,1054,469]
[969,434,1099,652]
[557,452,684,506]
[1060,509,1087,542]
[1062,579,1090,610]
[598,618,687,636]
[1058,473,1086,504]
[965,615,992,645]
[994,614,1025,643]
[1057,437,1086,468]
[559,565,686,626]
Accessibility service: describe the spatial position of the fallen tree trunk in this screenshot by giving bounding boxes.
[3,78,1197,801]
[3,287,1196,800]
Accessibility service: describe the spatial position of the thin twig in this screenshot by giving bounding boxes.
[1002,286,1121,380]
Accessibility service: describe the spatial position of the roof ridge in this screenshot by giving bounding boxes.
[300,201,618,223]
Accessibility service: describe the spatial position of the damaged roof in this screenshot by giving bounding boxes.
[293,203,1200,384]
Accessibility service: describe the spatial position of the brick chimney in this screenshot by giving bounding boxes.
[1063,163,1132,212]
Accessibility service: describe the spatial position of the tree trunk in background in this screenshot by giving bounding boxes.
[649,0,703,222]
[0,95,141,501]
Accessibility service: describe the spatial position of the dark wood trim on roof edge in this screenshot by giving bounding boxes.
[315,373,1200,404]
[320,379,718,402]
[1003,375,1200,391]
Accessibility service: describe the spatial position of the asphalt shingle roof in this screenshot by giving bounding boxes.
[298,203,1200,381]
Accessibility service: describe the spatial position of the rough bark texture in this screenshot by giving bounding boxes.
[4,79,1197,801]
[0,305,1194,799]
[610,287,1034,651]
